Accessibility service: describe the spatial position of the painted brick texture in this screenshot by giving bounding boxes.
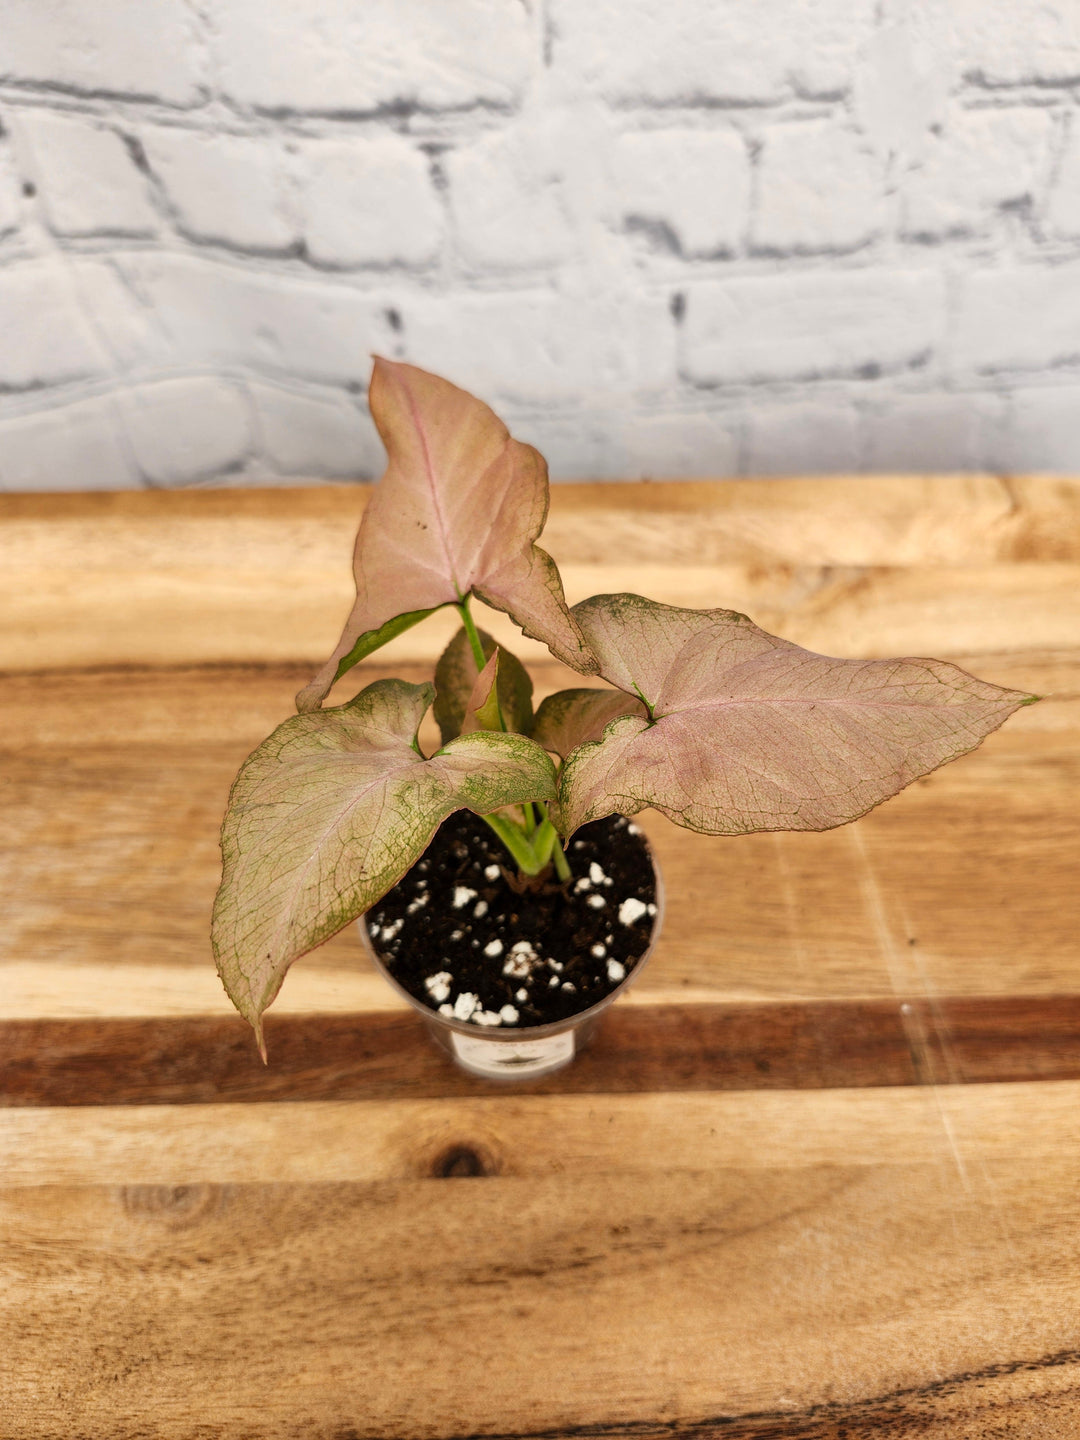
[0,0,1078,490]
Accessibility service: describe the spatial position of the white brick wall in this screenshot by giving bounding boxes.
[0,0,1079,490]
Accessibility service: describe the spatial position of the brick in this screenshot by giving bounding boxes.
[935,0,1080,86]
[208,0,534,113]
[249,384,383,479]
[302,137,441,268]
[1007,385,1080,471]
[115,377,253,485]
[445,128,576,270]
[744,401,859,476]
[618,409,738,479]
[0,261,112,387]
[683,271,944,385]
[863,392,1000,472]
[0,395,138,491]
[1046,116,1080,238]
[509,407,738,480]
[0,147,21,234]
[754,121,884,252]
[117,254,396,385]
[550,0,874,105]
[612,128,750,257]
[954,261,1080,374]
[15,110,157,237]
[0,0,203,105]
[143,129,295,251]
[401,288,676,403]
[901,107,1053,238]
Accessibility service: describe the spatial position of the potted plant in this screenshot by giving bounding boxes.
[212,359,1035,1077]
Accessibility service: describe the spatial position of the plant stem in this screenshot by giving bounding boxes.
[481,811,548,876]
[457,595,488,674]
[537,802,572,881]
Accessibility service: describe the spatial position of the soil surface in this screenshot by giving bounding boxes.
[365,811,658,1030]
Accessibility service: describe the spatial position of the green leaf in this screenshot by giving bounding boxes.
[296,358,594,712]
[326,606,443,690]
[212,678,556,1057]
[433,624,533,744]
[531,686,647,758]
[556,592,1034,838]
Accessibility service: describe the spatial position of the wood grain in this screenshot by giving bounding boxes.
[3,477,1079,1439]
[5,1081,1080,1438]
[4,994,1080,1107]
[3,477,1079,672]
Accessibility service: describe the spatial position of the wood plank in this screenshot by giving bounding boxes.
[5,1079,1080,1437]
[3,477,1079,672]
[5,994,1080,1106]
[5,1079,1080,1187]
[3,657,1076,1021]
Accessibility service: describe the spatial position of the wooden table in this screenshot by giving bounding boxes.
[3,476,1079,1438]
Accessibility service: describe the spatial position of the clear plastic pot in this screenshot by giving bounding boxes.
[357,836,664,1080]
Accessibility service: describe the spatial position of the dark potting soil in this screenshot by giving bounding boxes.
[364,811,658,1030]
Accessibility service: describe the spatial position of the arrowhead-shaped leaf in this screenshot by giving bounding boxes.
[556,593,1034,837]
[213,678,557,1055]
[296,359,594,712]
[532,687,648,758]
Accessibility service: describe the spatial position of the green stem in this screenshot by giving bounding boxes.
[458,595,487,674]
[481,811,548,876]
[536,801,572,882]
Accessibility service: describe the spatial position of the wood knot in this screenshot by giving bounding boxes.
[120,1183,221,1227]
[432,1143,494,1178]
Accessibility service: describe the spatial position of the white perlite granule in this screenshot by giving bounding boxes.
[591,942,606,958]
[406,893,428,914]
[587,894,606,909]
[452,887,477,909]
[424,971,453,1003]
[483,938,503,958]
[453,992,479,1020]
[484,864,500,880]
[589,862,612,886]
[515,987,528,1002]
[499,1004,520,1025]
[606,958,626,983]
[473,900,488,919]
[471,1008,503,1027]
[619,897,648,926]
[379,917,403,941]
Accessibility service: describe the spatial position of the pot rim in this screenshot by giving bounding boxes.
[357,821,665,1042]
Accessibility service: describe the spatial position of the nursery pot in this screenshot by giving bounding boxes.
[357,814,663,1080]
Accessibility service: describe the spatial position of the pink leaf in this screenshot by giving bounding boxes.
[460,651,503,735]
[531,686,648,758]
[296,359,594,711]
[557,594,1035,837]
[212,678,557,1055]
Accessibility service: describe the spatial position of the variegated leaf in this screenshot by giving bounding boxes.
[433,624,533,744]
[531,686,647,758]
[556,593,1035,837]
[296,359,593,711]
[213,678,556,1055]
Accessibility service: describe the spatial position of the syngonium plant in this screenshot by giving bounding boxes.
[212,358,1036,1058]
